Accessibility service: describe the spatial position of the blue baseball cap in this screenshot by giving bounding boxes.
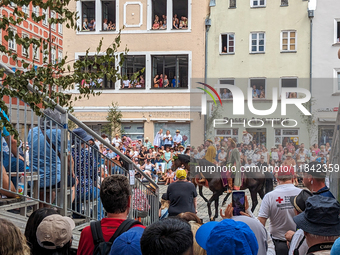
[72,128,93,143]
[110,227,144,255]
[196,219,258,255]
[331,237,340,255]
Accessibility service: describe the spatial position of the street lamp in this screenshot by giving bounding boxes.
[308,0,317,18]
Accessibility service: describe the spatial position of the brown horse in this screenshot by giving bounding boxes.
[172,154,273,221]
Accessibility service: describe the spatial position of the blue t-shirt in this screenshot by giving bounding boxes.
[314,186,335,199]
[172,79,180,87]
[0,108,10,152]
[28,127,61,188]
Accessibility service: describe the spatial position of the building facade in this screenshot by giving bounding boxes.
[64,0,208,146]
[311,0,340,147]
[1,3,63,137]
[206,0,311,149]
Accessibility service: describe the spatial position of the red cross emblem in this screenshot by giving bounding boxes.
[276,197,283,204]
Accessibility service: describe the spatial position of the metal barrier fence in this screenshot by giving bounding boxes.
[0,91,159,225]
[329,102,340,201]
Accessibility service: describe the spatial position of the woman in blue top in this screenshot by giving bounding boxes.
[163,130,172,149]
[164,146,172,170]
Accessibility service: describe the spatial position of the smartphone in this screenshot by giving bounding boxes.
[232,191,246,216]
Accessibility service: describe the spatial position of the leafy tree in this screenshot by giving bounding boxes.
[0,0,130,140]
[101,102,122,140]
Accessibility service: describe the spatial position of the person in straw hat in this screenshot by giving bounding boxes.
[242,130,253,145]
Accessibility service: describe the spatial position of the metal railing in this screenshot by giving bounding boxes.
[329,102,340,201]
[0,67,159,225]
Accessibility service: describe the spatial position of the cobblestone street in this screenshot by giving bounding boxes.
[159,184,263,223]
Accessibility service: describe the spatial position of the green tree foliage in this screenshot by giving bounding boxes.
[101,103,122,140]
[0,0,128,140]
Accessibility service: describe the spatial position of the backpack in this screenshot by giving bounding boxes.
[90,219,142,255]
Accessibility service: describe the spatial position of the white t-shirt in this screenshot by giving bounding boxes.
[262,152,269,162]
[123,80,130,88]
[258,184,301,240]
[288,229,309,255]
[112,137,122,147]
[271,151,279,160]
[242,133,253,145]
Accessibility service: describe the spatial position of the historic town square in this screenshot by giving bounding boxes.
[1,0,340,254]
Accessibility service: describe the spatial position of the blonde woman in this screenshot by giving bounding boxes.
[189,221,207,255]
[0,219,30,255]
[297,148,307,163]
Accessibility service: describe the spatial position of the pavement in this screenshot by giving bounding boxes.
[159,184,263,223]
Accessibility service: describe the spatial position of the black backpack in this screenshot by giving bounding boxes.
[90,219,142,255]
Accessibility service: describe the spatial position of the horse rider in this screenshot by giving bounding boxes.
[199,139,216,183]
[226,138,241,192]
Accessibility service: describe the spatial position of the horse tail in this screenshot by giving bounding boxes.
[264,171,274,194]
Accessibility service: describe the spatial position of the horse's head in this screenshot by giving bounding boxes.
[171,156,180,171]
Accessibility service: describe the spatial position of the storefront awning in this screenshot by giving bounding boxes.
[150,118,193,122]
[318,118,336,123]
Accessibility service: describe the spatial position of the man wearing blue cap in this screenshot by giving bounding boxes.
[110,227,144,255]
[293,196,340,255]
[196,219,258,255]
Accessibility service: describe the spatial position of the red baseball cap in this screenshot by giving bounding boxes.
[277,166,295,176]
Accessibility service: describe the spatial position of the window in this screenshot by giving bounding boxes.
[58,50,63,63]
[8,29,16,51]
[51,48,56,64]
[250,78,266,98]
[43,50,48,63]
[121,123,144,141]
[79,56,115,89]
[82,1,96,31]
[216,129,238,142]
[251,0,265,7]
[102,1,116,31]
[173,0,188,30]
[219,79,234,99]
[151,55,188,88]
[337,72,340,91]
[51,12,56,30]
[42,9,48,26]
[318,126,334,146]
[250,32,265,53]
[58,22,63,34]
[281,31,296,52]
[33,44,40,61]
[274,129,299,146]
[22,34,29,57]
[151,0,166,30]
[121,55,146,89]
[32,6,39,17]
[281,78,297,98]
[230,0,236,8]
[281,0,288,6]
[221,33,235,54]
[336,21,340,43]
[22,5,29,15]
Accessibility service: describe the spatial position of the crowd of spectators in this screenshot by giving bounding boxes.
[151,14,188,30]
[153,74,180,88]
[122,75,145,89]
[1,170,340,255]
[196,132,332,176]
[82,18,96,31]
